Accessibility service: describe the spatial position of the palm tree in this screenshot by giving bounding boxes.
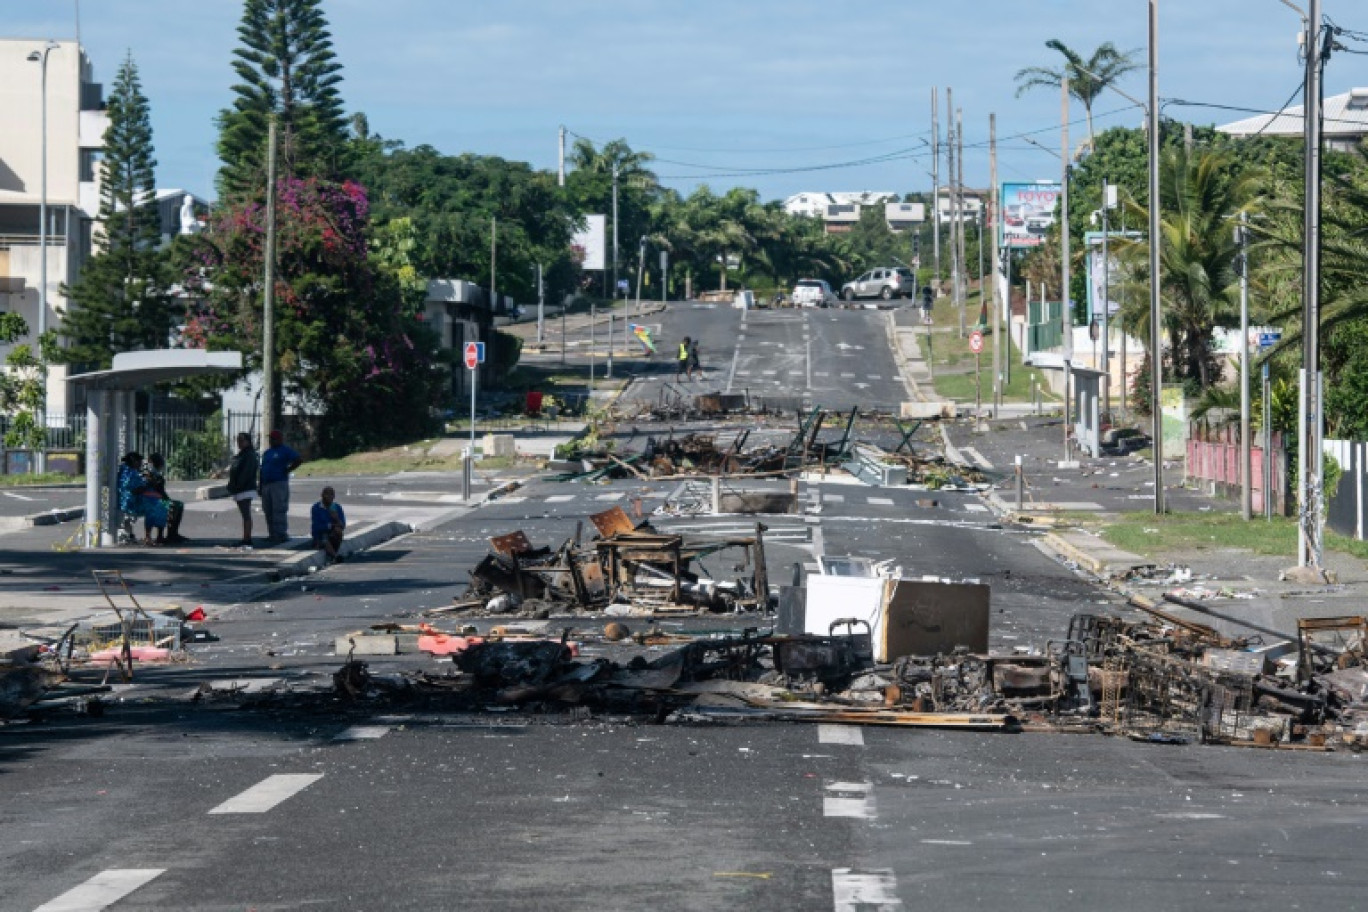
[1015,40,1141,151]
[1116,145,1262,389]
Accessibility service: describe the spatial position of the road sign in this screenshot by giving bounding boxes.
[463,341,486,370]
[968,330,984,354]
[1258,331,1282,350]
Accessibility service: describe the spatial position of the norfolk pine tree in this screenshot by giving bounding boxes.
[60,53,175,370]
[216,0,350,197]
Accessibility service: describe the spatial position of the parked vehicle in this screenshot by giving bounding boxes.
[791,278,836,308]
[732,289,756,310]
[841,267,917,302]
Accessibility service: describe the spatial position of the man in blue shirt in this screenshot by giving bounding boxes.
[311,486,347,563]
[259,429,302,545]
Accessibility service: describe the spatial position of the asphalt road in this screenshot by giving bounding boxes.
[4,304,1366,909]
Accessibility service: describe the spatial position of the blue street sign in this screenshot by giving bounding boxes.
[476,341,486,363]
[1258,332,1281,349]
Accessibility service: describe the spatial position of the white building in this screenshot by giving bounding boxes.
[1217,87,1368,153]
[0,39,108,415]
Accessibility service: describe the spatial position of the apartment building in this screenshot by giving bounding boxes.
[0,39,107,415]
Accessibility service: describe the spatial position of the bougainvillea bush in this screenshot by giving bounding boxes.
[182,177,443,455]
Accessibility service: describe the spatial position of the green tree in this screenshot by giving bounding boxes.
[60,53,176,370]
[1015,39,1141,151]
[216,0,350,198]
[564,138,660,291]
[0,314,53,454]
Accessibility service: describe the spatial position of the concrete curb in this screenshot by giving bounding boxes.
[196,483,230,501]
[25,505,84,527]
[1040,530,1152,580]
[270,520,415,579]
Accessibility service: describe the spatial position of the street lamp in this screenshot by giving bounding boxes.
[28,40,59,476]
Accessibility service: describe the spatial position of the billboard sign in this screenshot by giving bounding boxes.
[571,214,606,271]
[1000,182,1061,249]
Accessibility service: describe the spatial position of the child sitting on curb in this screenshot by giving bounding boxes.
[310,486,347,564]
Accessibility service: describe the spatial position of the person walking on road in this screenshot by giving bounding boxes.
[226,433,259,548]
[259,429,302,545]
[689,339,704,381]
[676,336,691,382]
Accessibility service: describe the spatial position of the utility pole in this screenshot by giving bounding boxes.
[931,88,941,296]
[990,113,1001,416]
[558,126,565,187]
[1148,0,1165,513]
[947,88,958,323]
[1238,212,1252,521]
[611,163,620,300]
[1101,180,1115,421]
[34,41,57,474]
[262,117,278,444]
[957,106,967,339]
[1061,78,1073,463]
[1300,0,1326,567]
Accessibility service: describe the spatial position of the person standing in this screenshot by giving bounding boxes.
[676,336,691,382]
[259,429,302,545]
[226,433,259,548]
[689,339,704,381]
[310,486,347,564]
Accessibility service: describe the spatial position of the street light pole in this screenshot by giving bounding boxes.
[1061,77,1073,463]
[29,41,58,474]
[611,163,620,300]
[1238,212,1252,521]
[1148,0,1165,514]
[1300,0,1326,567]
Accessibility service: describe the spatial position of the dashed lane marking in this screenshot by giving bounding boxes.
[823,781,876,819]
[818,725,864,746]
[814,371,830,378]
[867,374,882,380]
[208,773,324,815]
[595,492,626,501]
[867,497,894,506]
[840,372,856,378]
[964,503,988,513]
[34,869,166,912]
[831,869,902,911]
[921,839,974,846]
[333,725,391,741]
[823,493,845,503]
[497,496,527,503]
[544,494,576,503]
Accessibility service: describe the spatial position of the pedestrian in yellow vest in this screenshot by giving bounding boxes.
[677,336,691,382]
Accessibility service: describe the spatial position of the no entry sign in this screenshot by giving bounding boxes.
[968,330,984,355]
[464,341,486,370]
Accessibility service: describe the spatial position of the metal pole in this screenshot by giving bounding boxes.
[561,301,567,366]
[536,263,545,346]
[469,356,477,459]
[661,249,668,305]
[611,164,619,299]
[557,126,565,187]
[931,88,941,297]
[1004,250,1012,386]
[990,113,1001,415]
[634,238,646,317]
[948,88,958,322]
[84,389,102,548]
[1264,361,1272,519]
[1239,212,1251,520]
[1119,207,1127,424]
[1061,77,1073,462]
[589,300,596,390]
[36,43,55,474]
[1148,0,1165,513]
[957,106,967,337]
[1300,0,1324,566]
[262,117,278,444]
[607,313,614,379]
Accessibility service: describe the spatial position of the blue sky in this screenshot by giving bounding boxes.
[8,1,1368,202]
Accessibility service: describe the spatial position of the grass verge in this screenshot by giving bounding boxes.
[0,472,84,487]
[1092,511,1368,562]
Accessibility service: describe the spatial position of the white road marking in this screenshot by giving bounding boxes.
[333,725,390,741]
[736,370,751,376]
[960,446,995,470]
[867,374,882,380]
[595,492,625,501]
[818,724,864,746]
[497,496,527,503]
[3,491,36,501]
[805,327,813,392]
[762,370,777,376]
[34,869,166,912]
[841,372,856,378]
[814,371,830,378]
[867,497,894,506]
[921,839,974,846]
[823,781,876,819]
[823,493,845,503]
[208,773,324,815]
[964,503,988,513]
[831,869,902,911]
[544,494,576,503]
[789,370,803,376]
